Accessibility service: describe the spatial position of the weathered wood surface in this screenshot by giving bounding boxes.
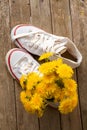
[0,0,87,130]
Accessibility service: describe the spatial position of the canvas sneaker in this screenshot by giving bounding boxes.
[11,24,82,68]
[5,48,39,82]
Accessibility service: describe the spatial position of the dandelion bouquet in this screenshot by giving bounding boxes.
[20,52,78,117]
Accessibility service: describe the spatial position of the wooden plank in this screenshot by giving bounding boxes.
[9,0,39,130]
[50,0,72,38]
[50,0,83,130]
[0,0,17,130]
[70,0,87,130]
[39,106,61,130]
[30,0,52,32]
[60,106,82,130]
[30,0,61,130]
[9,0,30,27]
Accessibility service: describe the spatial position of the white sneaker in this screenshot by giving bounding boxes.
[5,48,39,81]
[11,24,82,68]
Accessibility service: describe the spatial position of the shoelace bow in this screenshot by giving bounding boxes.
[26,32,67,53]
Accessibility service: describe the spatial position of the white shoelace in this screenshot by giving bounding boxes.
[27,32,67,54]
[13,31,67,54]
[13,56,39,75]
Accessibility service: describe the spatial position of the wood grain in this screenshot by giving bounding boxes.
[9,0,39,130]
[0,0,85,130]
[30,0,52,32]
[50,0,72,38]
[0,0,16,130]
[71,0,87,130]
[50,0,82,130]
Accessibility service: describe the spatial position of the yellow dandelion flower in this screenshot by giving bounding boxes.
[27,72,41,83]
[62,88,77,98]
[20,91,32,113]
[25,90,32,98]
[71,93,78,108]
[59,95,78,114]
[20,75,27,89]
[51,58,63,68]
[57,64,74,78]
[53,87,62,102]
[20,91,27,104]
[45,83,57,99]
[30,93,44,110]
[43,73,57,84]
[39,61,56,74]
[24,101,34,113]
[35,82,46,98]
[39,59,63,75]
[63,78,77,91]
[26,72,41,90]
[20,89,45,116]
[20,90,31,104]
[39,52,53,61]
